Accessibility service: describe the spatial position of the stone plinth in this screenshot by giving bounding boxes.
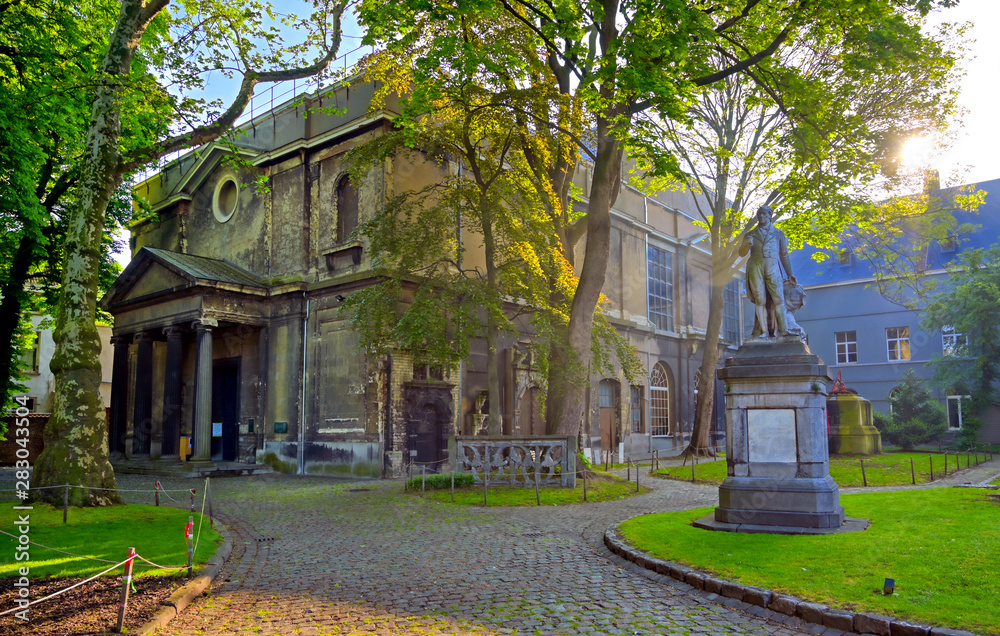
[705,337,846,531]
[827,393,882,455]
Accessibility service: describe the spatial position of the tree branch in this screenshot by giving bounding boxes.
[120,3,345,173]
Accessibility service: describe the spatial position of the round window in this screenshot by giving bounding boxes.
[213,176,239,223]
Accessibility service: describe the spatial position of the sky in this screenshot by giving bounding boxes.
[924,0,1000,186]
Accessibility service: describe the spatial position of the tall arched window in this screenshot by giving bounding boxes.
[336,174,359,243]
[650,362,672,436]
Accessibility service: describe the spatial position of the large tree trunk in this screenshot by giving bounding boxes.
[31,1,161,506]
[546,123,622,436]
[0,235,36,411]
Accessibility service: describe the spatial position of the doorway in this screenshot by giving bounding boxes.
[211,360,240,462]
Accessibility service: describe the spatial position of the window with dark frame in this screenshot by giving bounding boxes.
[647,245,674,332]
[722,278,741,344]
[630,385,643,433]
[835,331,857,364]
[336,174,359,243]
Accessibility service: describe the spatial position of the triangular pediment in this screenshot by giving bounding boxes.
[122,264,189,301]
[101,247,267,312]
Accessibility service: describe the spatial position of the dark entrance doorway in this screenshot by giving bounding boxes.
[211,360,240,462]
[404,385,453,471]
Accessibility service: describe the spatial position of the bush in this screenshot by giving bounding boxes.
[881,371,948,450]
[884,418,948,451]
[406,472,475,490]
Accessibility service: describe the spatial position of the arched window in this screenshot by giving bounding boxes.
[336,174,359,243]
[650,362,672,436]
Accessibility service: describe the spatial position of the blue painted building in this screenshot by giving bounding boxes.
[788,178,1000,445]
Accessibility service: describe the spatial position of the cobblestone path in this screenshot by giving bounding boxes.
[115,471,808,636]
[114,457,998,636]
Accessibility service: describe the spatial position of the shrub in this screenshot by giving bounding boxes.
[406,472,475,490]
[882,371,948,450]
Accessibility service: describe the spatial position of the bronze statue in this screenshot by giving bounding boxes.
[740,205,802,338]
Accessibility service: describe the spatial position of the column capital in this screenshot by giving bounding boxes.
[163,326,184,338]
[133,331,153,343]
[192,317,218,331]
[110,334,132,346]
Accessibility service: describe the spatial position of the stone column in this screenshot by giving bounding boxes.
[108,335,130,455]
[132,332,153,456]
[191,320,216,463]
[161,326,184,457]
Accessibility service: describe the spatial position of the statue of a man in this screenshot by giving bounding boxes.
[740,205,798,338]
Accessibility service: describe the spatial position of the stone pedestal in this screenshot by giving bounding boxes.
[702,337,846,532]
[827,393,882,455]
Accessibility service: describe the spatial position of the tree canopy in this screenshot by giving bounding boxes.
[359,0,967,439]
[922,245,1000,446]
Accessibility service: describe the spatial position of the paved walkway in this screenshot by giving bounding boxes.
[109,457,997,636]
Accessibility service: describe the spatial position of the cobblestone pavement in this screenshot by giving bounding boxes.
[9,456,993,636]
[107,469,814,636]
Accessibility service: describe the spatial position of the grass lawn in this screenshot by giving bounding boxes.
[0,502,221,579]
[654,451,982,487]
[619,488,999,635]
[412,472,651,506]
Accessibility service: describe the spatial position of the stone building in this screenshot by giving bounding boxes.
[101,81,741,476]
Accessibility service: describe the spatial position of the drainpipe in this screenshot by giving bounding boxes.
[299,292,310,474]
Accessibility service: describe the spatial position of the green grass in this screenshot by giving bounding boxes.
[0,502,222,579]
[413,473,650,506]
[619,488,999,635]
[654,451,981,487]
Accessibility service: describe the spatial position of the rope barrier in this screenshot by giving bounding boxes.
[0,528,191,570]
[0,529,121,564]
[133,553,189,571]
[0,482,193,493]
[191,478,209,558]
[156,480,181,503]
[0,556,134,617]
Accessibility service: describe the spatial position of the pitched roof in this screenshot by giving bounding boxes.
[790,177,1000,287]
[141,247,264,288]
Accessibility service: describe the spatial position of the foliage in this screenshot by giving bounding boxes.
[0,503,220,580]
[358,0,969,438]
[633,15,968,456]
[922,245,1000,447]
[31,0,347,506]
[0,0,137,412]
[406,472,475,490]
[619,488,1000,635]
[348,7,640,433]
[882,370,947,451]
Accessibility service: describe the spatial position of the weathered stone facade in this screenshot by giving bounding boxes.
[102,81,737,477]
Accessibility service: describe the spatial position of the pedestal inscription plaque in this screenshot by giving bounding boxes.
[747,409,796,463]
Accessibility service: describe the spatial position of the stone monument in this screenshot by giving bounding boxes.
[695,206,861,534]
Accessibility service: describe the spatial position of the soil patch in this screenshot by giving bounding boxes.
[0,575,182,635]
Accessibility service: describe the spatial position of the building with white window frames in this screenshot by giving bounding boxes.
[788,177,1000,445]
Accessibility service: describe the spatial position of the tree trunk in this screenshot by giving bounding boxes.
[0,234,36,411]
[686,252,729,457]
[31,1,160,506]
[546,122,622,436]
